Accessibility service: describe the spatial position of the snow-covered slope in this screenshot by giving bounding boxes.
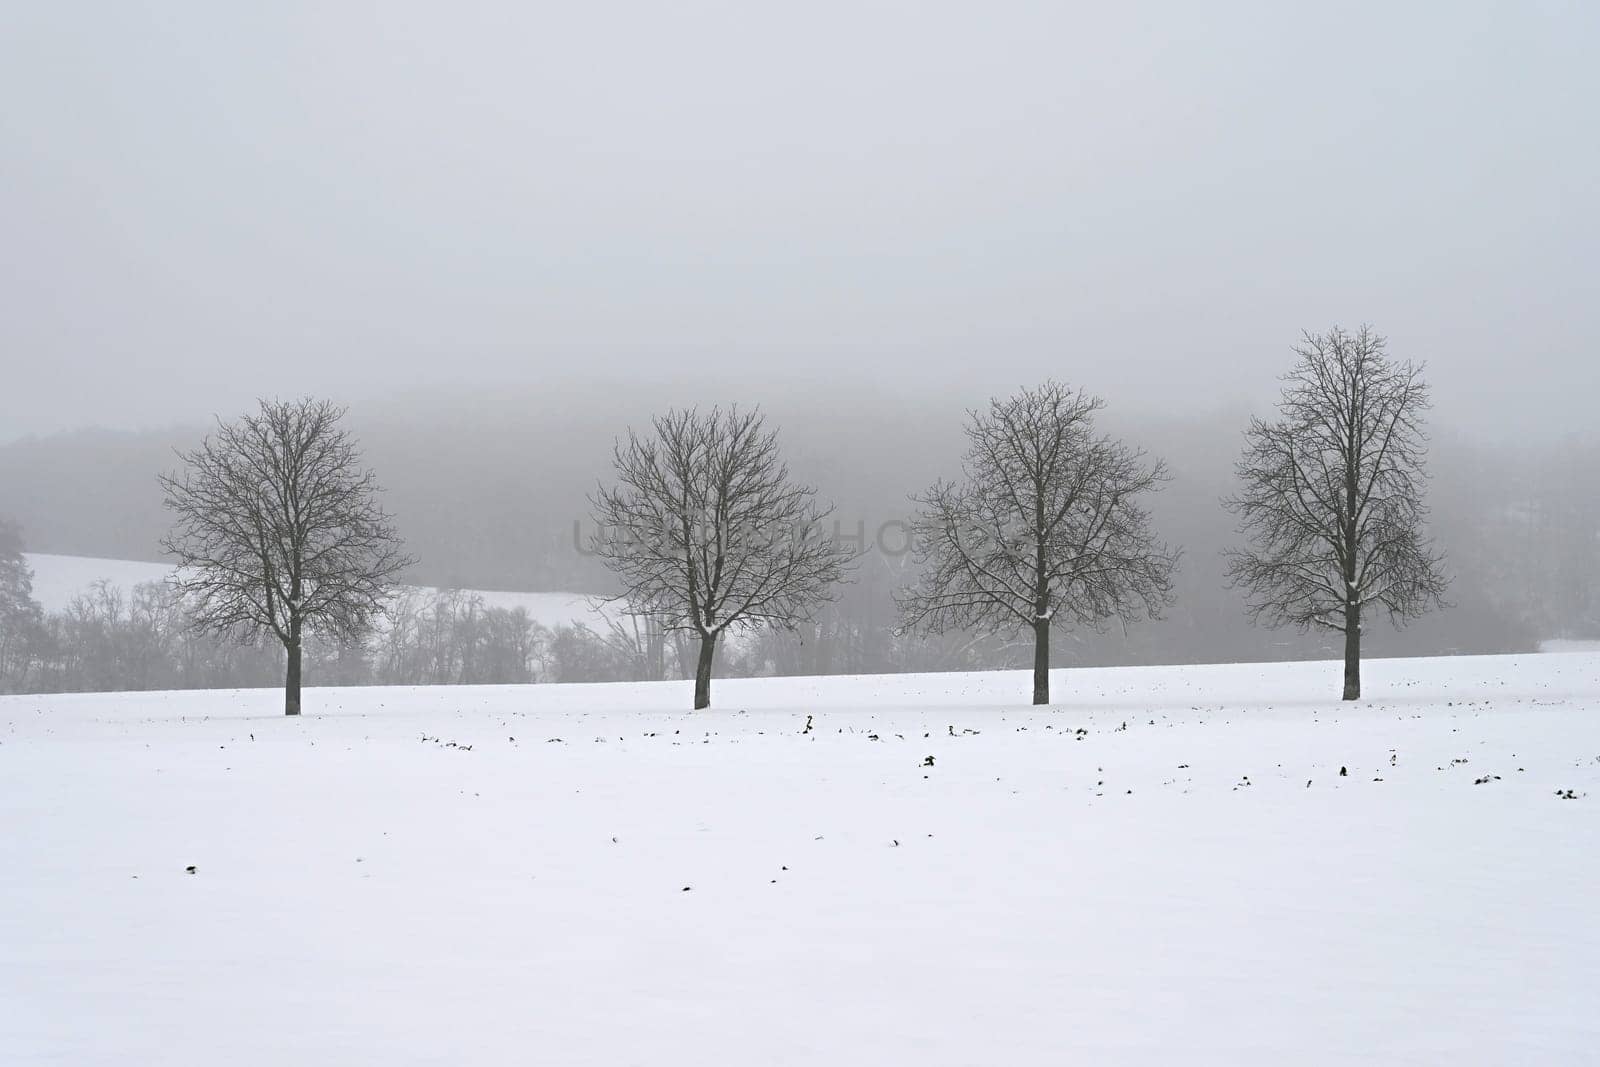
[1540,638,1600,654]
[22,551,605,629]
[23,552,175,613]
[3,654,1597,1065]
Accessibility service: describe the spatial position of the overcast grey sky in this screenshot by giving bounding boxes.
[2,0,1595,442]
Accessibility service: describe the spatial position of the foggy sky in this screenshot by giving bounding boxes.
[2,1,1595,443]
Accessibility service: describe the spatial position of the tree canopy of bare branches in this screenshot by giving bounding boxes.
[590,407,853,708]
[899,381,1177,704]
[1225,326,1448,700]
[159,398,413,715]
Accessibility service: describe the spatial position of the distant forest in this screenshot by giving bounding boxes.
[1,380,1595,681]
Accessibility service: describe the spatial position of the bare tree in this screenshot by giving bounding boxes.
[159,398,412,715]
[0,518,43,692]
[590,407,853,709]
[597,606,676,682]
[899,382,1177,705]
[1226,326,1448,700]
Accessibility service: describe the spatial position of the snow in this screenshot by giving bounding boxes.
[22,552,175,613]
[1540,638,1600,655]
[22,551,605,630]
[3,654,1598,1064]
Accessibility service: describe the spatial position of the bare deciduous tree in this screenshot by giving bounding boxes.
[0,518,43,692]
[597,606,677,682]
[159,398,413,715]
[374,588,542,685]
[1226,326,1449,700]
[590,407,853,709]
[899,382,1177,705]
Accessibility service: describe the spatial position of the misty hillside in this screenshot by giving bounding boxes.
[4,385,1593,672]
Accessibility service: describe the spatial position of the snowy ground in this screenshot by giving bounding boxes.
[3,655,1598,1065]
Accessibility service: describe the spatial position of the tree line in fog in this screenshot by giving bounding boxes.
[2,324,1596,709]
[0,569,1037,696]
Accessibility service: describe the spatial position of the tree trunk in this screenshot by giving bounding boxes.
[1342,601,1360,701]
[1032,617,1050,705]
[285,638,303,716]
[693,632,716,710]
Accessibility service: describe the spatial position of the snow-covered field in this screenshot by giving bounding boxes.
[23,552,604,630]
[3,654,1598,1065]
[22,552,175,613]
